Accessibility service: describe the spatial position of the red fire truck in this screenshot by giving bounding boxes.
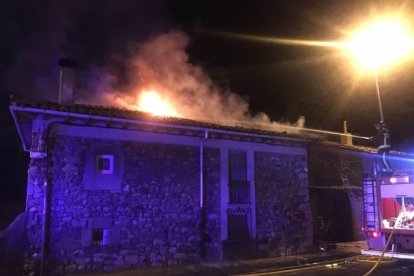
[362,172,414,259]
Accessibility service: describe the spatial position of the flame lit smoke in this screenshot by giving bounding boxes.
[79,31,305,134]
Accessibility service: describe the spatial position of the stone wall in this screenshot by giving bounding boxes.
[203,148,222,260]
[307,145,366,242]
[24,135,222,274]
[307,146,365,189]
[254,151,312,256]
[25,157,48,274]
[24,130,314,273]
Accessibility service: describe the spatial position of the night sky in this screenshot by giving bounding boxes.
[2,1,414,207]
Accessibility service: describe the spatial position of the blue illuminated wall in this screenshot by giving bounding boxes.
[23,123,311,274]
[46,135,213,272]
[255,152,311,255]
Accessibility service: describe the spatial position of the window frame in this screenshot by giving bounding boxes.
[96,154,114,174]
[91,228,109,246]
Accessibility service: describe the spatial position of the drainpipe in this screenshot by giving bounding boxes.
[40,122,59,276]
[200,131,209,208]
[200,130,208,258]
[40,178,48,276]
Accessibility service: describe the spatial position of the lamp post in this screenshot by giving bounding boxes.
[373,71,384,123]
[346,18,414,172]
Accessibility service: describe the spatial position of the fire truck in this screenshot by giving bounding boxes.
[362,172,414,259]
[359,120,414,258]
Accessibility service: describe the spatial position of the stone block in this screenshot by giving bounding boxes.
[72,218,87,227]
[119,249,129,256]
[75,257,90,265]
[93,257,104,263]
[65,264,77,273]
[174,253,187,259]
[125,254,138,265]
[23,262,36,271]
[114,259,125,266]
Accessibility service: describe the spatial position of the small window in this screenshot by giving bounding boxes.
[91,228,109,246]
[96,154,114,174]
[229,150,247,181]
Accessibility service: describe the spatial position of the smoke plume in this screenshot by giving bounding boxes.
[78,31,305,133]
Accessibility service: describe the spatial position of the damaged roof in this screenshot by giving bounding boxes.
[12,101,397,158]
[10,101,316,152]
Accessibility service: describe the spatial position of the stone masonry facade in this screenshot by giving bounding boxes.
[255,151,312,256]
[25,135,222,274]
[24,132,312,274]
[307,145,367,242]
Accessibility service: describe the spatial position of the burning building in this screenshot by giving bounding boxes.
[9,95,414,274]
[10,100,313,274]
[5,32,413,275]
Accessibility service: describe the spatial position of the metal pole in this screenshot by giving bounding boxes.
[373,71,392,173]
[374,71,385,123]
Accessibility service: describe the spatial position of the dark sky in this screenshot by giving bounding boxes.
[2,0,414,200]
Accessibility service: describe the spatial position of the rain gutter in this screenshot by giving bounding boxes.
[9,105,308,149]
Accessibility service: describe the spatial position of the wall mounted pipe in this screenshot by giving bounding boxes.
[200,131,209,209]
[199,130,209,259]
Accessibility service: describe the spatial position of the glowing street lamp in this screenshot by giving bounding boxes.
[345,17,414,171]
[346,18,414,123]
[347,19,414,72]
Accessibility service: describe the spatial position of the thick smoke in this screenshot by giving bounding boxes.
[2,1,304,134]
[79,31,305,133]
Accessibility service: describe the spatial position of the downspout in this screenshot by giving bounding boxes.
[40,122,59,276]
[200,131,209,208]
[200,130,208,258]
[40,176,48,276]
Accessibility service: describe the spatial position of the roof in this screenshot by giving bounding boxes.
[13,101,402,158]
[10,101,314,152]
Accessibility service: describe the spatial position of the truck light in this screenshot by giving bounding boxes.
[366,231,381,238]
[390,176,409,183]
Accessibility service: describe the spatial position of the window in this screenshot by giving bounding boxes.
[229,150,247,181]
[228,150,250,204]
[91,228,109,246]
[84,147,123,191]
[81,218,120,247]
[227,150,252,241]
[96,154,114,174]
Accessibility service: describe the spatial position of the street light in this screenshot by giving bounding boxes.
[346,18,414,123]
[345,17,414,172]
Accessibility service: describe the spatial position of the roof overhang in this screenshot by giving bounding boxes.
[9,103,311,152]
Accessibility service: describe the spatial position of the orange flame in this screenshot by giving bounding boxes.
[133,90,181,117]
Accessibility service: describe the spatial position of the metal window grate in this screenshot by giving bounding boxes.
[228,213,250,240]
[229,180,250,204]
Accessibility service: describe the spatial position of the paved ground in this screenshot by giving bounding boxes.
[244,256,414,275]
[79,241,367,276]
